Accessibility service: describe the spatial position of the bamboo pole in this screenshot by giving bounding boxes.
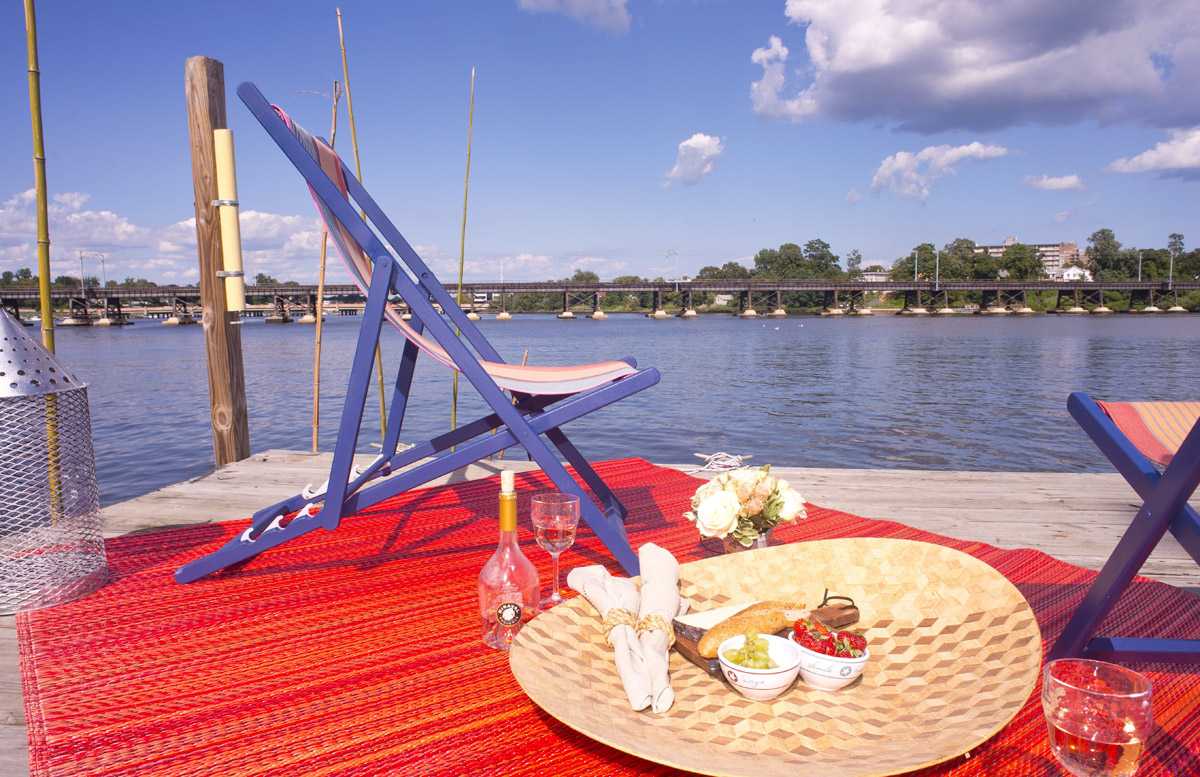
[450,67,477,438]
[23,0,61,522]
[23,0,53,352]
[336,7,387,444]
[312,81,342,453]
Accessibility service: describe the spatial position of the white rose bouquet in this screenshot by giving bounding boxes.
[683,466,806,547]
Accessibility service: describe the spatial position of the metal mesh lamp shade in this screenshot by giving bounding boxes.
[0,311,107,613]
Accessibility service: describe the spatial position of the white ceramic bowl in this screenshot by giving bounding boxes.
[716,634,802,701]
[788,630,870,690]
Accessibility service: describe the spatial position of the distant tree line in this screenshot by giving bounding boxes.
[4,229,1196,313]
[885,230,1199,285]
[0,268,161,290]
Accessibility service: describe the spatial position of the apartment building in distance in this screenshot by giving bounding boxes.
[974,236,1080,278]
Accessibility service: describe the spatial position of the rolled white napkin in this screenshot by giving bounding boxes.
[637,543,684,713]
[567,564,651,711]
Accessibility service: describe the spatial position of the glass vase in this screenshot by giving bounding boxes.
[721,527,774,554]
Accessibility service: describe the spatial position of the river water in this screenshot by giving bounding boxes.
[47,313,1200,505]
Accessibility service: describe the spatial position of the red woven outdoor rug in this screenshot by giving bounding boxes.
[17,459,1200,776]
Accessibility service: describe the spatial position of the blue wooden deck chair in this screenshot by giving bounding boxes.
[1048,393,1200,663]
[175,83,660,583]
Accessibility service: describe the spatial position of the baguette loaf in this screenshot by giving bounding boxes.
[697,600,808,658]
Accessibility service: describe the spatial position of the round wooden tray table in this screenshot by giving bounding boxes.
[510,538,1042,777]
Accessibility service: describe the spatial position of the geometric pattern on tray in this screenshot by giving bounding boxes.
[15,459,1200,776]
[510,538,1042,777]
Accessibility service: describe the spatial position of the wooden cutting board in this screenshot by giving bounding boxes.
[671,600,861,677]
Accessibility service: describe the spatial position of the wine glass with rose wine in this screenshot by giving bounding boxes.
[1042,659,1153,777]
[531,492,580,609]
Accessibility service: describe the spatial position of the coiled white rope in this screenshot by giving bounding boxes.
[689,452,753,473]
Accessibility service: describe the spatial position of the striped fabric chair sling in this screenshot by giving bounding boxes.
[175,83,661,583]
[1049,393,1200,663]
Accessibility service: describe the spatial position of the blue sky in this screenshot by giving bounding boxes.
[1,0,1198,283]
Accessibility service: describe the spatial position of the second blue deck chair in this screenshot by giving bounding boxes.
[1049,393,1200,663]
[176,83,661,583]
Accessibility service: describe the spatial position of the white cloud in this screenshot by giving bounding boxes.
[845,187,862,204]
[665,133,724,186]
[750,35,817,121]
[871,142,1009,199]
[1025,174,1084,191]
[1054,210,1073,223]
[0,188,325,283]
[52,192,91,211]
[568,254,627,276]
[517,0,630,32]
[752,0,1200,132]
[0,188,635,285]
[489,252,555,280]
[1,189,147,265]
[1109,127,1200,179]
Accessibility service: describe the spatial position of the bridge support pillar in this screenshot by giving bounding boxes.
[1064,288,1086,314]
[934,290,955,314]
[96,296,129,326]
[1140,288,1163,313]
[899,290,927,315]
[2,299,29,326]
[820,290,842,316]
[298,292,320,324]
[1014,289,1034,314]
[679,289,696,318]
[1091,289,1113,314]
[591,291,607,320]
[496,290,512,320]
[557,290,575,319]
[164,296,195,326]
[769,289,788,317]
[738,289,758,317]
[1168,290,1188,312]
[265,295,292,324]
[60,296,92,326]
[650,289,668,319]
[465,294,481,321]
[846,289,871,315]
[984,289,1010,314]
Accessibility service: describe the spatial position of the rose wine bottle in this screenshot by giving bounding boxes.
[478,470,540,651]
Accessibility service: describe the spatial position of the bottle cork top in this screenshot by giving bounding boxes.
[501,470,515,494]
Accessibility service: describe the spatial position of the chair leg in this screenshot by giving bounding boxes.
[1049,503,1173,660]
[379,322,422,461]
[317,259,396,532]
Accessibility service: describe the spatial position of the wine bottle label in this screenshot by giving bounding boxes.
[496,601,522,626]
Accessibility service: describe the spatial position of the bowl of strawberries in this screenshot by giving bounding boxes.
[789,616,869,691]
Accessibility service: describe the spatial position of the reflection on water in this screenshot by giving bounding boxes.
[52,313,1200,505]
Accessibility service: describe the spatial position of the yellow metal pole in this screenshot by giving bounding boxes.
[212,129,246,314]
[450,67,477,439]
[312,81,342,453]
[23,0,54,352]
[336,8,388,444]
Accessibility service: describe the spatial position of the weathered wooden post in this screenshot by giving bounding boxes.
[184,56,250,466]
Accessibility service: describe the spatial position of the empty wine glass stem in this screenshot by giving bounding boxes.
[550,552,561,602]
